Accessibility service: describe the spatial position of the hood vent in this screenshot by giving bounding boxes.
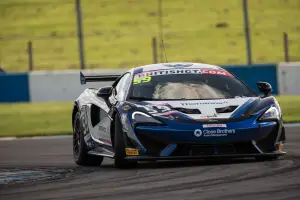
[215,106,238,113]
[173,107,201,114]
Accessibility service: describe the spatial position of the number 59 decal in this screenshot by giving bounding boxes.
[133,76,151,85]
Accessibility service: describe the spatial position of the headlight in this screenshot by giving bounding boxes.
[132,111,163,125]
[259,106,280,121]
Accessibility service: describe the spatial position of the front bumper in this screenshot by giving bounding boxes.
[128,117,285,157]
[135,119,278,144]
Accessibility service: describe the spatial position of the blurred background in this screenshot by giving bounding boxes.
[0,0,299,72]
[0,0,299,137]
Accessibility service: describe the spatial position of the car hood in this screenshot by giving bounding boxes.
[129,97,259,120]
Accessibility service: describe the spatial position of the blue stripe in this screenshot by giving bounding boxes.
[134,68,143,74]
[0,73,30,103]
[160,144,177,157]
[231,98,257,119]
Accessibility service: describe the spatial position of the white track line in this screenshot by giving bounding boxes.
[0,137,18,141]
[283,123,300,127]
[0,135,71,141]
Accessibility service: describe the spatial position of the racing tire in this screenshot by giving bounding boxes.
[255,155,279,162]
[73,112,104,166]
[113,113,138,169]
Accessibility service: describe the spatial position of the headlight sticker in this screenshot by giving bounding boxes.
[135,104,172,114]
[132,111,151,120]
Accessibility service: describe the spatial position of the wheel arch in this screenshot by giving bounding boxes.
[110,108,119,149]
[72,101,79,128]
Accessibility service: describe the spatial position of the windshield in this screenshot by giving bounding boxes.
[129,68,257,100]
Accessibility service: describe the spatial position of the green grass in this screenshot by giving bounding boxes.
[277,96,300,123]
[0,0,299,72]
[0,102,72,137]
[0,96,299,137]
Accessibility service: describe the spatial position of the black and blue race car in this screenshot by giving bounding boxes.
[72,63,286,168]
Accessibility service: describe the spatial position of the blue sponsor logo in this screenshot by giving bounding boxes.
[164,63,193,68]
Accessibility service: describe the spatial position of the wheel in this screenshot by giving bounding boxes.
[113,113,138,169]
[73,112,103,166]
[255,155,279,162]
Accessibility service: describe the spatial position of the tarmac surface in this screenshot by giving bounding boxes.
[0,127,299,200]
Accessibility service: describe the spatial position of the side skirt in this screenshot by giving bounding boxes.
[88,149,115,158]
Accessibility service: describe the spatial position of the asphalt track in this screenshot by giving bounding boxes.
[0,127,299,200]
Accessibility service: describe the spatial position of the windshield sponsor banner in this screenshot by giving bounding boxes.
[201,69,232,76]
[203,124,227,128]
[134,68,232,78]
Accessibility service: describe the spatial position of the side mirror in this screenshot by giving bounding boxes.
[97,86,113,98]
[256,82,272,97]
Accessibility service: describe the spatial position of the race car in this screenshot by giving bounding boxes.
[72,62,286,168]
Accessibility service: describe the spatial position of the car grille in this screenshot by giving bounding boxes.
[135,132,166,156]
[172,142,258,156]
[135,130,260,157]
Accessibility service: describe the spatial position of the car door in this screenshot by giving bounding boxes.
[90,73,132,149]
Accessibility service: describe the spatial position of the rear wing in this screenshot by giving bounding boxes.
[80,71,120,85]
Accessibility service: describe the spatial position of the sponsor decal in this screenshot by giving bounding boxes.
[203,124,227,128]
[122,105,131,111]
[194,129,235,137]
[199,116,209,119]
[208,119,219,122]
[164,63,194,68]
[201,69,232,76]
[180,101,228,106]
[194,129,202,137]
[134,69,231,78]
[151,103,170,106]
[133,76,152,85]
[135,69,202,78]
[278,143,283,152]
[125,148,139,156]
[198,114,218,119]
[98,126,107,132]
[134,68,144,74]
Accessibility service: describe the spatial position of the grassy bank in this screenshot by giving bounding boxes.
[0,96,299,137]
[0,102,72,137]
[277,96,300,123]
[0,0,299,72]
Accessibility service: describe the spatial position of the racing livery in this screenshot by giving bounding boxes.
[72,63,286,168]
